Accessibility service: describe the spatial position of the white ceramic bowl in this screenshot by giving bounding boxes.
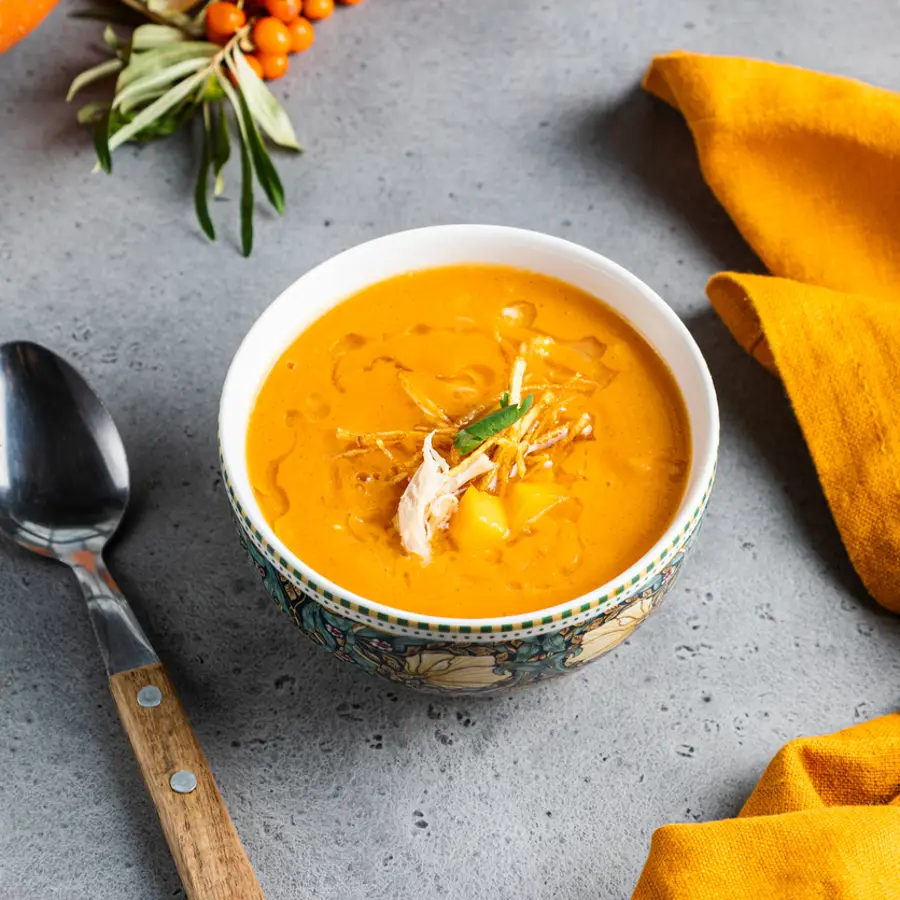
[219,225,718,693]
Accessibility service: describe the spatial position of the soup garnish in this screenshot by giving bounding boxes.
[247,265,690,618]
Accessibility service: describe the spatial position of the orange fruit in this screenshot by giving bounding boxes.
[205,2,246,38]
[0,0,61,54]
[257,52,289,80]
[264,0,301,22]
[245,55,265,79]
[206,25,231,45]
[252,16,291,54]
[286,16,315,53]
[338,0,366,4]
[303,0,334,21]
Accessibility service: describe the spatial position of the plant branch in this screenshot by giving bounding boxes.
[116,0,174,26]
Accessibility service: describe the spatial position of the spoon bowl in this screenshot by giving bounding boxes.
[0,341,128,553]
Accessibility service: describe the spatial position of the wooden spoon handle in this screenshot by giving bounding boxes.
[109,662,264,900]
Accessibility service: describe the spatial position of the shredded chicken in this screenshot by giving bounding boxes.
[339,343,599,562]
[397,433,494,562]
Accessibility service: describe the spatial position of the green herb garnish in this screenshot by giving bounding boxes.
[67,5,301,255]
[453,394,534,456]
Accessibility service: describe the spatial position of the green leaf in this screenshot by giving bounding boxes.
[66,57,123,102]
[114,56,208,112]
[218,73,255,256]
[116,42,217,91]
[211,103,231,196]
[111,0,200,31]
[77,101,111,125]
[146,0,199,24]
[230,50,301,150]
[231,80,285,214]
[500,392,510,408]
[108,68,207,150]
[453,394,534,456]
[131,23,189,50]
[103,24,123,52]
[117,87,166,115]
[194,103,216,241]
[238,121,254,257]
[148,0,201,13]
[203,75,225,102]
[109,105,190,142]
[70,7,145,25]
[92,110,113,174]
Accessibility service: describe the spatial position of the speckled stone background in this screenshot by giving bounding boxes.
[2,1,900,897]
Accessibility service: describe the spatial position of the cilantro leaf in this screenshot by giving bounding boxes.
[453,394,534,456]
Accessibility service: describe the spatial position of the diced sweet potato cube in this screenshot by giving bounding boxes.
[450,487,509,551]
[506,481,569,533]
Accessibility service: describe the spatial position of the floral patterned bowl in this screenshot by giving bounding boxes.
[219,225,719,694]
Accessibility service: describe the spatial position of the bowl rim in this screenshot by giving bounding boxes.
[219,224,719,632]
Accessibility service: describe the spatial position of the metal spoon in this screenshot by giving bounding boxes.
[0,341,264,900]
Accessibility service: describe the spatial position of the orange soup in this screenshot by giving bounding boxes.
[247,265,690,618]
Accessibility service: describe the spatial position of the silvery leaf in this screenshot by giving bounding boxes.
[71,8,142,24]
[67,58,123,102]
[114,57,208,111]
[212,103,231,196]
[103,24,123,51]
[118,88,167,115]
[230,50,301,151]
[117,42,217,91]
[109,69,207,151]
[77,102,110,125]
[218,74,255,256]
[195,103,216,241]
[93,111,112,174]
[148,0,198,13]
[231,81,285,214]
[131,24,188,50]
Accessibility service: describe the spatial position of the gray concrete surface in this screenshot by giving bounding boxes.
[3,1,900,897]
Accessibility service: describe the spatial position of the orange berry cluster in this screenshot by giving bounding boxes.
[206,0,363,81]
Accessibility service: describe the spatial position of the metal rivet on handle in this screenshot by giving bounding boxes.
[170,770,198,794]
[137,685,162,708]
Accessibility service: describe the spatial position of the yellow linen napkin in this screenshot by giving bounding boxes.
[632,714,900,898]
[643,52,900,612]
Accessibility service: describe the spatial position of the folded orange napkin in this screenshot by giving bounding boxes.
[632,52,900,898]
[632,714,900,898]
[643,51,900,612]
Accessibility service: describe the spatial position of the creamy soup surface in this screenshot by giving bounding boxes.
[247,265,690,618]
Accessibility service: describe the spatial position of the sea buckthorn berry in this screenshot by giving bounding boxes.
[253,16,292,54]
[257,52,289,80]
[205,2,246,38]
[206,26,230,45]
[265,0,301,22]
[245,55,265,79]
[286,16,315,53]
[303,0,334,20]
[338,0,366,5]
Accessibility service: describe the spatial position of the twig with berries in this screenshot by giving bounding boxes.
[67,0,364,255]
